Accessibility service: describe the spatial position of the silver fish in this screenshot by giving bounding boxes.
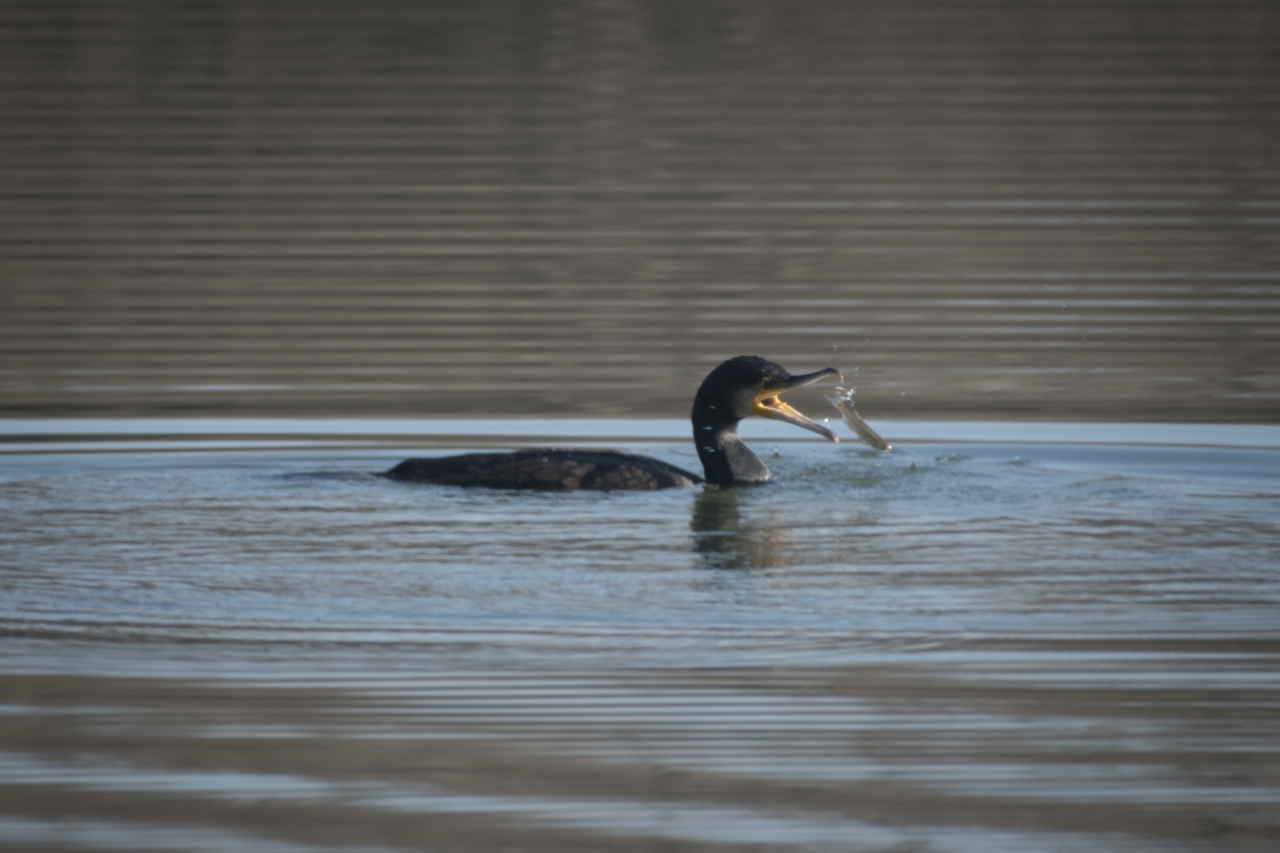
[826,389,892,452]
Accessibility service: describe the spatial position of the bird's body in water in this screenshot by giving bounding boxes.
[384,448,701,491]
[383,355,841,491]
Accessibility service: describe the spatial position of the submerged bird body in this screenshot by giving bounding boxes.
[383,355,840,491]
[385,449,701,491]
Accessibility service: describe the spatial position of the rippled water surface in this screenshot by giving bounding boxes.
[2,0,1278,422]
[3,0,1280,849]
[2,420,1279,852]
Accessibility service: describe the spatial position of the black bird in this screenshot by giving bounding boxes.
[383,355,842,490]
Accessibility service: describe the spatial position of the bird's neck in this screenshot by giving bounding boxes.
[693,421,772,486]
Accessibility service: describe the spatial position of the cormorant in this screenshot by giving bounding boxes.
[383,355,842,490]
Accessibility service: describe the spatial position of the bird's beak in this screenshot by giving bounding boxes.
[751,368,843,442]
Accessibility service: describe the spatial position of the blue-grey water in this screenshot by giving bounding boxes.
[2,420,1279,852]
[3,0,1280,850]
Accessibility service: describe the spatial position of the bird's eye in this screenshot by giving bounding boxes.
[761,379,773,390]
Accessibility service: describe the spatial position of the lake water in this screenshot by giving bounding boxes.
[2,419,1279,852]
[2,0,1278,423]
[3,0,1280,850]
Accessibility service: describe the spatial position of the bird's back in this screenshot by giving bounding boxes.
[383,449,702,491]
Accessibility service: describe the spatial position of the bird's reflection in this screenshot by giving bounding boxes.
[690,488,792,570]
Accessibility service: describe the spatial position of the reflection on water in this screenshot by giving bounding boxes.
[1,0,1278,421]
[692,488,793,570]
[1,421,1278,851]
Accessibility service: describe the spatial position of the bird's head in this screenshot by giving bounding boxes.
[695,355,842,441]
